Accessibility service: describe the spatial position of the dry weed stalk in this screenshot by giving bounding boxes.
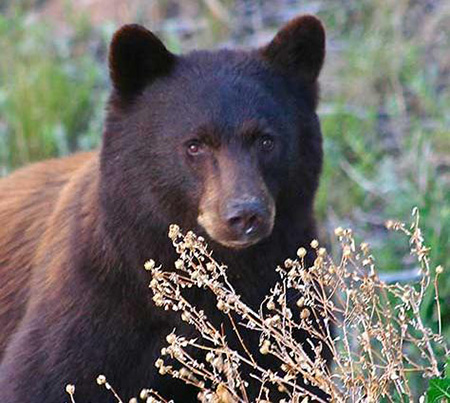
[145,208,447,402]
[65,375,171,403]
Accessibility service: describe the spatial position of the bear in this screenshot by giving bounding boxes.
[0,15,327,402]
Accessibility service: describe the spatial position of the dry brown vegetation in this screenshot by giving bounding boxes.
[66,209,447,402]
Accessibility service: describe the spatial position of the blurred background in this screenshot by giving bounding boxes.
[0,0,449,377]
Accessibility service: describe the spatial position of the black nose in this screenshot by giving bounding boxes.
[225,200,265,237]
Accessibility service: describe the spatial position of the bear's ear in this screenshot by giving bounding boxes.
[109,24,175,96]
[261,15,325,82]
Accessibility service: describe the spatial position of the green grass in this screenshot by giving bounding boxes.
[316,0,449,272]
[0,9,106,172]
[313,1,450,372]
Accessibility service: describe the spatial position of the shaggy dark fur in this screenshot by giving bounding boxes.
[0,15,327,402]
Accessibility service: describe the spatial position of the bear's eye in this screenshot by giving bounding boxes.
[186,140,205,156]
[259,135,275,152]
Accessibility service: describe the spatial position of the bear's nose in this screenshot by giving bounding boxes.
[224,200,265,238]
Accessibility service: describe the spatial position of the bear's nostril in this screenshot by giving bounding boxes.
[228,216,243,229]
[245,215,259,234]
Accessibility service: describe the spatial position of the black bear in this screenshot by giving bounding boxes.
[0,15,326,402]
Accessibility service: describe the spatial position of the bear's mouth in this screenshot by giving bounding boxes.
[197,210,274,250]
[215,237,263,250]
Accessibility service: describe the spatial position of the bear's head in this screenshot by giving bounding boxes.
[101,16,325,251]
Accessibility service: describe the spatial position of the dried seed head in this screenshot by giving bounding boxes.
[212,356,223,370]
[314,257,323,267]
[310,239,319,248]
[144,259,155,271]
[284,258,294,268]
[206,352,215,363]
[300,308,310,319]
[166,333,176,344]
[271,314,280,324]
[96,375,106,385]
[296,297,305,308]
[65,384,75,395]
[216,384,233,403]
[168,224,180,239]
[297,247,307,258]
[179,368,191,378]
[260,339,271,355]
[140,389,150,399]
[436,265,444,274]
[288,268,297,278]
[343,246,352,258]
[360,242,370,254]
[334,227,344,237]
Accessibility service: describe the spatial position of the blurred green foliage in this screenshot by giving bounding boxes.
[0,7,107,172]
[0,0,448,395]
[313,1,449,351]
[316,0,449,267]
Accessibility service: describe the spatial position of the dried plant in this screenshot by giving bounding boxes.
[66,208,447,402]
[145,208,447,402]
[65,375,170,403]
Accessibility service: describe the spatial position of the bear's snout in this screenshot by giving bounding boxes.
[198,191,275,249]
[223,198,271,241]
[196,149,277,249]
